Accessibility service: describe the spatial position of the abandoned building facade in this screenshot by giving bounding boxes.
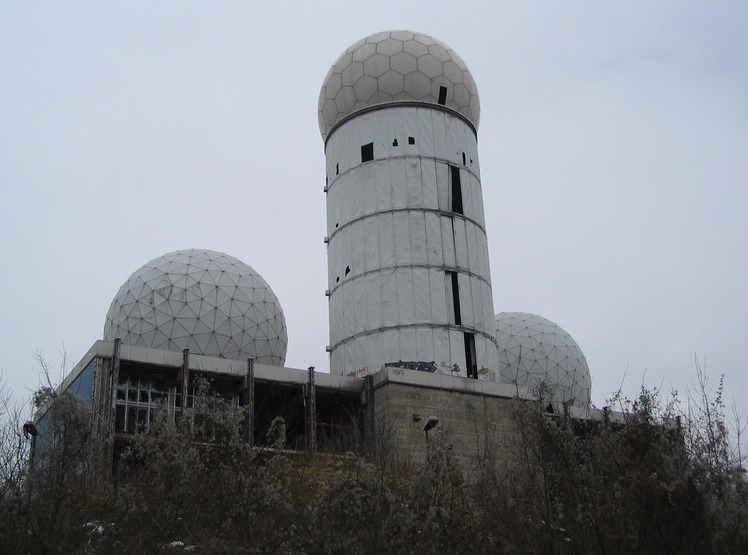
[34,31,595,469]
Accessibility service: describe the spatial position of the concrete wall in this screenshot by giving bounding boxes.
[372,368,527,472]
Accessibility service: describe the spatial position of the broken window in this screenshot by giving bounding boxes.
[464,333,477,379]
[361,142,374,162]
[438,86,448,105]
[392,139,398,146]
[446,270,461,325]
[450,165,464,215]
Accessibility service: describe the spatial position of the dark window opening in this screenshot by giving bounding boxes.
[450,165,464,215]
[345,265,350,276]
[335,277,339,283]
[408,136,415,145]
[438,86,448,105]
[462,152,466,165]
[464,333,477,379]
[447,271,461,325]
[335,222,339,228]
[336,163,339,175]
[361,142,374,162]
[392,139,398,146]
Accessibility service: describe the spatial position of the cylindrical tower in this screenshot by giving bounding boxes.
[319,31,498,378]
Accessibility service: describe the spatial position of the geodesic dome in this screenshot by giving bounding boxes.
[103,249,288,365]
[495,312,591,410]
[318,30,480,141]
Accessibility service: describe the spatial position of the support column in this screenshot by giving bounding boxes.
[364,374,376,455]
[179,349,190,415]
[244,358,255,446]
[307,366,316,454]
[108,338,121,474]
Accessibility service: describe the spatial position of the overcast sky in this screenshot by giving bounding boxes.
[1,2,746,422]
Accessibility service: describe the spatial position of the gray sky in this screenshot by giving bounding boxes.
[1,2,746,421]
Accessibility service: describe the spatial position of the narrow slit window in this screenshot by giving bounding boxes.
[438,86,448,105]
[464,332,477,379]
[361,142,374,162]
[462,152,466,165]
[446,270,461,325]
[336,163,339,175]
[450,165,464,215]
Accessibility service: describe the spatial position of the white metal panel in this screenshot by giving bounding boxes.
[405,158,423,208]
[351,221,365,277]
[393,212,410,265]
[396,268,415,323]
[436,161,449,211]
[399,327,417,361]
[365,272,382,329]
[363,217,379,273]
[425,211,442,266]
[389,156,407,210]
[448,329,466,372]
[403,108,419,157]
[433,329,450,367]
[458,273,475,327]
[353,278,367,335]
[467,223,479,271]
[482,282,495,332]
[386,107,404,149]
[462,170,475,221]
[454,218,469,269]
[408,211,427,265]
[342,119,362,174]
[417,108,435,158]
[428,269,448,324]
[380,268,398,327]
[469,275,484,330]
[378,212,396,268]
[372,113,388,160]
[432,110,447,158]
[382,329,399,364]
[360,169,377,219]
[413,268,431,323]
[440,216,456,268]
[421,159,438,209]
[375,160,392,212]
[415,327,435,362]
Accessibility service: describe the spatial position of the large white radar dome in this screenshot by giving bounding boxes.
[103,249,288,365]
[318,30,480,141]
[495,312,591,411]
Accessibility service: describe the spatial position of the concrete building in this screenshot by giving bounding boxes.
[34,31,596,470]
[319,31,499,380]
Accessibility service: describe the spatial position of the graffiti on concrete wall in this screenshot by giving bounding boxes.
[383,360,466,378]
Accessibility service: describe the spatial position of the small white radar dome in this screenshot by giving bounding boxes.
[103,249,288,365]
[495,312,591,411]
[318,30,480,140]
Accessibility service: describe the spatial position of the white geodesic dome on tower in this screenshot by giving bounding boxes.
[495,312,591,410]
[318,30,480,140]
[103,249,288,365]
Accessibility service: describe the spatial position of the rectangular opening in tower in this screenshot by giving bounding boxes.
[361,142,374,163]
[464,332,477,379]
[446,270,461,325]
[438,86,448,105]
[450,165,464,214]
